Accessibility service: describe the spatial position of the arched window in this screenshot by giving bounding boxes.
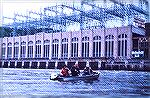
[21,41,26,58]
[28,41,33,58]
[82,36,89,57]
[35,40,41,58]
[52,39,59,58]
[14,42,19,58]
[93,36,101,57]
[105,35,114,57]
[7,42,12,58]
[62,38,68,58]
[44,40,50,58]
[71,37,78,57]
[118,34,127,57]
[2,43,6,46]
[2,43,6,59]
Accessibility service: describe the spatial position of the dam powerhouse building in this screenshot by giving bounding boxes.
[0,0,150,69]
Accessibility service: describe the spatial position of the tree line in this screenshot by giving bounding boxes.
[0,27,43,38]
[0,27,13,37]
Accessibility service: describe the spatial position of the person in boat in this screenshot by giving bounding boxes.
[70,64,80,76]
[60,64,70,77]
[83,66,93,75]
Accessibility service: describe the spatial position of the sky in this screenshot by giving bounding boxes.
[0,0,80,26]
[1,0,149,27]
[0,0,116,26]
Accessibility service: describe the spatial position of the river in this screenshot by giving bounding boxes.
[0,68,149,98]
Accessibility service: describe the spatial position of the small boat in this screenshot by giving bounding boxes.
[50,72,100,82]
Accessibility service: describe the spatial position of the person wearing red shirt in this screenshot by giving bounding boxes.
[61,65,70,77]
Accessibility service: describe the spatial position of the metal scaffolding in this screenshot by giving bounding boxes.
[2,0,149,36]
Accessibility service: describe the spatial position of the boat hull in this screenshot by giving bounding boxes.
[50,73,100,82]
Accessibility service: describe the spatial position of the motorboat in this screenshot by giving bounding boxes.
[50,72,100,82]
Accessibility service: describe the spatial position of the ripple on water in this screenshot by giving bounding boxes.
[1,68,150,98]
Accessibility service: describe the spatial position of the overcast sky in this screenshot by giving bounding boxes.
[0,0,79,25]
[1,0,149,26]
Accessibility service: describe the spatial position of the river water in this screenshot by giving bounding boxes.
[0,68,149,98]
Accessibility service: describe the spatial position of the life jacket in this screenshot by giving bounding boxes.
[61,68,69,76]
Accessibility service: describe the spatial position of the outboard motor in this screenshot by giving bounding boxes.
[50,73,58,80]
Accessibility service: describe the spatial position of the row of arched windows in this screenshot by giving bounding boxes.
[1,34,128,59]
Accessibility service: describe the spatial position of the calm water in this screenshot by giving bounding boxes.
[0,68,149,98]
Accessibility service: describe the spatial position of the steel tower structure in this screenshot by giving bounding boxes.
[2,0,149,36]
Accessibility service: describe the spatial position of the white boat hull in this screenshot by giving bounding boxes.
[50,72,100,82]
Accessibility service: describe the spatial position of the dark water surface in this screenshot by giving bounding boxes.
[0,68,149,98]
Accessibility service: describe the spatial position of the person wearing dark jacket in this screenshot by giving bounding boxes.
[83,67,93,75]
[71,64,80,76]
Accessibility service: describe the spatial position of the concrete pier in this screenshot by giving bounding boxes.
[0,59,150,71]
